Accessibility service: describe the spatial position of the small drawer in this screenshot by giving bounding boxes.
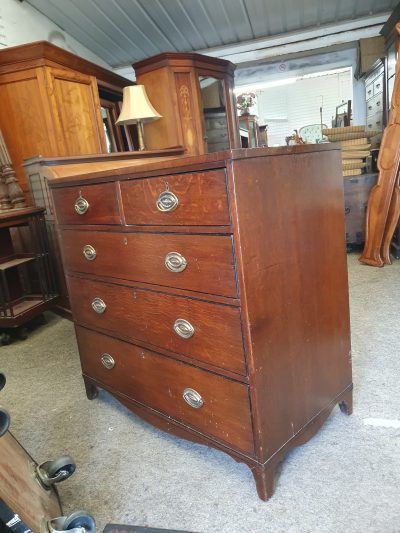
[373,76,383,95]
[365,82,373,100]
[69,277,246,375]
[76,326,254,454]
[366,94,382,115]
[120,170,230,226]
[60,230,237,298]
[52,183,121,225]
[366,112,383,132]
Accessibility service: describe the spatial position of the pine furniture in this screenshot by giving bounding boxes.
[47,145,352,500]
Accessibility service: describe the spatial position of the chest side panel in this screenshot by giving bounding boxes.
[231,150,352,461]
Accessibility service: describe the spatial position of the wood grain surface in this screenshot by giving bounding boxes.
[52,183,121,225]
[0,431,61,531]
[120,169,230,226]
[69,276,246,375]
[76,326,254,454]
[60,230,237,298]
[229,150,352,461]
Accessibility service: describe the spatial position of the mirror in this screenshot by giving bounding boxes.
[198,76,229,152]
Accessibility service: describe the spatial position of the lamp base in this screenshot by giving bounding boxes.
[137,121,146,151]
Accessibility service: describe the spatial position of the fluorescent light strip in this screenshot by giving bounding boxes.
[234,66,352,93]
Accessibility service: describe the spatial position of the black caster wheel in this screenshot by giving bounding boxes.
[0,333,12,346]
[63,511,96,533]
[17,327,28,340]
[0,373,6,391]
[0,407,10,437]
[37,455,76,487]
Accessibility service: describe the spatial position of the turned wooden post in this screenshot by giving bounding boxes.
[0,129,26,209]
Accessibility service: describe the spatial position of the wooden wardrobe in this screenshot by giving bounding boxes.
[0,41,134,201]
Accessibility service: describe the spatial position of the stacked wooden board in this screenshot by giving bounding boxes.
[322,126,379,176]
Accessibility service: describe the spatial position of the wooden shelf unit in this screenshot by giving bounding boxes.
[0,207,57,327]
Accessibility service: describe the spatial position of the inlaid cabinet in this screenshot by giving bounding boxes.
[133,52,240,155]
[47,145,352,500]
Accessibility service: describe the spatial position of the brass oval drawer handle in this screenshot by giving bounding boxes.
[74,194,89,215]
[83,245,96,261]
[101,353,115,369]
[91,297,106,314]
[165,251,187,273]
[156,190,179,212]
[183,388,203,409]
[173,318,194,339]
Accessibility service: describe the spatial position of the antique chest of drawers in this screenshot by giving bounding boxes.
[48,146,353,500]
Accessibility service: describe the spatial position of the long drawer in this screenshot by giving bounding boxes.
[76,326,254,454]
[60,230,237,298]
[68,276,246,375]
[120,170,230,226]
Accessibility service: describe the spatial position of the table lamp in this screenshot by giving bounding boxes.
[116,85,161,151]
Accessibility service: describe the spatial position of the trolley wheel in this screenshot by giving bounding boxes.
[63,511,95,533]
[17,327,28,340]
[0,333,12,345]
[0,407,10,437]
[40,455,76,483]
[0,373,6,391]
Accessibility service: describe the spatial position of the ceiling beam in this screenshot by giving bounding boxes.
[196,13,390,65]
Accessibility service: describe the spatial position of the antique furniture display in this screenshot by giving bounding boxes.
[238,114,260,148]
[0,41,134,201]
[47,145,352,501]
[23,149,184,317]
[361,23,400,267]
[133,52,240,155]
[0,207,57,335]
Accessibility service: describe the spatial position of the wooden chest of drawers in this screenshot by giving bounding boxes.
[48,146,352,500]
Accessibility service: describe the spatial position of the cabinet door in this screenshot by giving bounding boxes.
[46,67,106,155]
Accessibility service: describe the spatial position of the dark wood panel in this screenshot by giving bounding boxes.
[229,150,352,461]
[69,277,246,375]
[52,183,121,225]
[76,326,253,454]
[60,230,237,298]
[120,170,230,226]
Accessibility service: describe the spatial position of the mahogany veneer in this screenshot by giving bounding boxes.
[48,145,353,500]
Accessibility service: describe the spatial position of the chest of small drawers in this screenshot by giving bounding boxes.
[48,146,353,500]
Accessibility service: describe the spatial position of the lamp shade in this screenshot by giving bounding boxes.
[115,85,161,125]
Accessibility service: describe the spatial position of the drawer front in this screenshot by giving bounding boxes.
[373,76,383,96]
[120,170,230,226]
[366,94,383,116]
[60,230,237,298]
[52,183,121,225]
[365,82,373,100]
[366,112,383,132]
[76,326,254,454]
[68,276,246,375]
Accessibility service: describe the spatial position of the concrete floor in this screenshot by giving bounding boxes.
[1,254,399,533]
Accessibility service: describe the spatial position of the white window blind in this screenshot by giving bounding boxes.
[256,69,352,146]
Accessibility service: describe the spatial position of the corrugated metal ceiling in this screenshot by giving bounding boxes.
[26,0,398,67]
